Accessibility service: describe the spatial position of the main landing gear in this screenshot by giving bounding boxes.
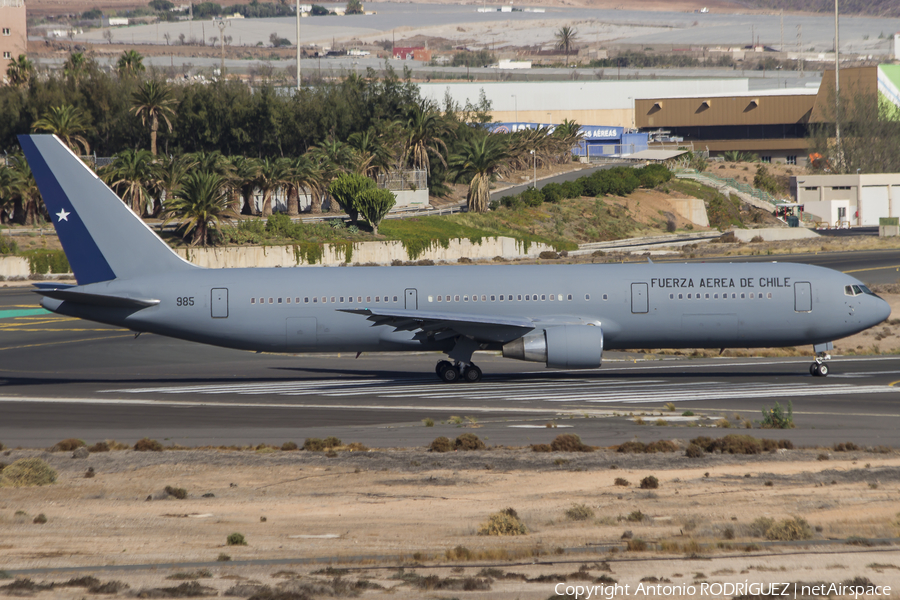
[810,343,832,377]
[435,360,482,383]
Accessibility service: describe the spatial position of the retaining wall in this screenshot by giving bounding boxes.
[0,256,30,279]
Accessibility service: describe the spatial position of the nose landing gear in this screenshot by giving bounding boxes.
[810,342,832,377]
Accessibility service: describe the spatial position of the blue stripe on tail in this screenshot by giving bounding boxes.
[19,135,116,285]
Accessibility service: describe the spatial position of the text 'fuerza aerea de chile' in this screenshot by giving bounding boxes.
[650,277,791,289]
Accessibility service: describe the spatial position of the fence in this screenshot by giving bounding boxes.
[376,169,427,192]
[675,169,780,206]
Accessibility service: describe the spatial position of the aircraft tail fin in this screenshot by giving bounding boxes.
[18,134,198,285]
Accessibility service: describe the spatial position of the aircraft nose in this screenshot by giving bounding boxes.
[871,296,892,326]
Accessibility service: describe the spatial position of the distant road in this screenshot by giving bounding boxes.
[491,162,629,200]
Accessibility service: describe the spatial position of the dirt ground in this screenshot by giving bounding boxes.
[1,446,900,599]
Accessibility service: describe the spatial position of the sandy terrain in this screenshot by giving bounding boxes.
[1,445,900,599]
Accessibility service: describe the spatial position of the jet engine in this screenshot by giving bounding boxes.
[502,325,603,369]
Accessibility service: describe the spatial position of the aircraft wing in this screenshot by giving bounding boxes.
[339,308,536,343]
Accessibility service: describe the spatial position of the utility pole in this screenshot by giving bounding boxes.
[797,24,803,77]
[215,18,228,78]
[780,9,784,53]
[834,0,842,171]
[297,0,308,92]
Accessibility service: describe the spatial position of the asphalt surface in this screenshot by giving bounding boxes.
[2,249,900,449]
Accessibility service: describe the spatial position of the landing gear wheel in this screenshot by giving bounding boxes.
[439,363,460,383]
[810,363,818,376]
[462,364,483,383]
[816,363,829,377]
[435,360,452,376]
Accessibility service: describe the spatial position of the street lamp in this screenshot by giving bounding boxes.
[530,149,536,189]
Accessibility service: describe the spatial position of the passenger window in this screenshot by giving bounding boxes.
[278,298,283,304]
[268,298,273,304]
[678,293,683,299]
[287,297,291,304]
[500,295,504,301]
[548,294,553,302]
[482,295,486,302]
[518,295,523,301]
[714,293,718,299]
[491,295,496,301]
[393,296,399,302]
[541,294,546,301]
[304,297,309,303]
[557,294,563,301]
[464,295,469,302]
[533,294,538,301]
[567,294,572,301]
[585,294,590,301]
[437,296,441,302]
[366,296,371,303]
[704,294,709,299]
[331,297,335,303]
[688,294,692,299]
[313,297,318,303]
[602,294,608,300]
[525,295,530,301]
[750,293,754,299]
[428,296,433,302]
[732,293,736,299]
[251,298,256,304]
[740,293,745,299]
[322,297,327,303]
[767,293,772,299]
[455,295,460,302]
[375,297,380,303]
[339,297,344,303]
[473,295,478,302]
[669,293,674,299]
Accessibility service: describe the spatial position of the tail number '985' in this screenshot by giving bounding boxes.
[176,296,195,307]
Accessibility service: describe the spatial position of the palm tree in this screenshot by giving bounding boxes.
[32,104,93,155]
[229,155,261,215]
[63,52,88,81]
[100,149,155,216]
[449,134,510,214]
[555,25,578,67]
[151,153,195,218]
[0,162,19,225]
[401,104,450,174]
[7,154,44,225]
[164,171,235,246]
[116,49,145,77]
[131,79,177,155]
[309,137,353,213]
[5,54,34,87]
[285,155,323,216]
[347,128,394,178]
[254,157,291,217]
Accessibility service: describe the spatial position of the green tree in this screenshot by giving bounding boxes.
[0,162,17,224]
[449,134,510,214]
[355,187,395,235]
[328,173,375,225]
[345,0,364,14]
[151,153,195,217]
[32,104,93,155]
[131,79,177,155]
[255,157,291,217]
[229,155,261,215]
[101,149,155,216]
[401,104,450,174]
[63,52,89,81]
[347,128,394,177]
[116,50,145,77]
[164,171,234,246]
[7,154,44,225]
[285,155,323,216]
[5,55,34,88]
[555,25,578,67]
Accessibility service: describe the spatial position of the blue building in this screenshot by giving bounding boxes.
[486,122,649,159]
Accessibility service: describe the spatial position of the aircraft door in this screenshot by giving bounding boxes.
[794,282,812,312]
[405,288,418,310]
[211,288,228,318]
[631,282,649,314]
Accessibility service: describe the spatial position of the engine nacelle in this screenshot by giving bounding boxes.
[502,325,603,369]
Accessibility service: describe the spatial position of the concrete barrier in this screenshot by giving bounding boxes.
[0,256,31,279]
[668,198,709,227]
[731,227,819,243]
[176,236,556,268]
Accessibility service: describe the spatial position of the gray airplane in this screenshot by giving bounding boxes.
[20,134,891,382]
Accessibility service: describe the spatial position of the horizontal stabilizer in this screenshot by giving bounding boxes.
[34,288,160,309]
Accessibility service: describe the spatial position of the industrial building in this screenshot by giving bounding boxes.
[486,122,649,158]
[0,0,27,81]
[792,173,900,228]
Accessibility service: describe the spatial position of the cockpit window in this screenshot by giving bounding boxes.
[845,284,877,296]
[852,285,863,295]
[859,285,876,295]
[844,285,855,296]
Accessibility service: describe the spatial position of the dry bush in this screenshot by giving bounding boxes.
[323,436,342,448]
[765,518,813,541]
[685,444,704,458]
[834,442,860,452]
[551,434,593,452]
[280,442,298,451]
[626,539,647,551]
[51,438,84,452]
[88,441,109,452]
[478,509,527,536]
[565,504,595,521]
[0,458,58,487]
[164,486,188,500]
[455,433,485,451]
[640,476,659,489]
[614,477,630,487]
[627,510,646,522]
[134,438,163,452]
[345,442,368,452]
[646,440,677,453]
[748,517,775,537]
[303,438,325,451]
[617,441,647,453]
[531,444,551,452]
[33,513,47,524]
[429,437,453,453]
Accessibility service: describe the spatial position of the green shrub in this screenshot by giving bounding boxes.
[33,513,47,524]
[565,504,595,521]
[24,249,70,275]
[765,518,812,541]
[0,458,58,487]
[303,438,325,451]
[423,418,434,427]
[216,553,231,562]
[560,179,583,198]
[640,476,659,489]
[550,434,593,452]
[627,510,646,522]
[429,437,453,453]
[478,509,527,536]
[226,533,247,546]
[541,182,563,203]
[748,517,775,537]
[0,235,18,255]
[323,436,342,448]
[165,486,188,500]
[455,433,485,451]
[281,441,298,451]
[134,438,163,452]
[51,438,85,452]
[761,400,794,429]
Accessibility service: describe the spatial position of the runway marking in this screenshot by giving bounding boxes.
[843,264,900,274]
[0,333,133,352]
[0,308,50,319]
[100,378,900,405]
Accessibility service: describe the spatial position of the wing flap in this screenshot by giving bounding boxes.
[340,308,536,344]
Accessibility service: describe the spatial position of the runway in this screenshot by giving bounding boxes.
[2,250,900,449]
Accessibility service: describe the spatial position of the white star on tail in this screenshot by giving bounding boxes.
[56,209,70,222]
